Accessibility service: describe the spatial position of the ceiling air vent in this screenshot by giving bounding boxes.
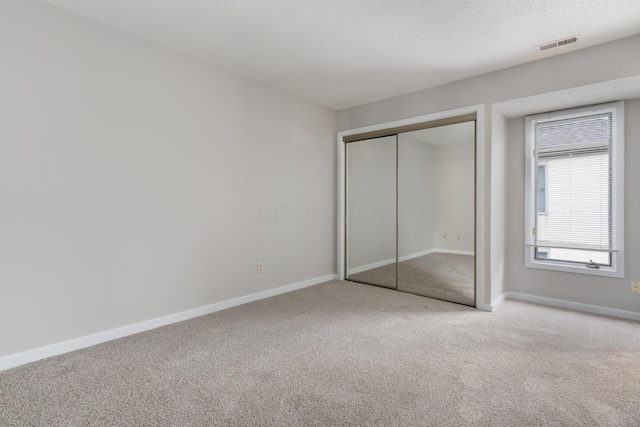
[536,36,578,53]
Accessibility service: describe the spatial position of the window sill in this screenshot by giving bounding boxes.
[525,257,623,278]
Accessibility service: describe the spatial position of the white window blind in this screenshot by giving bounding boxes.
[534,113,613,263]
[525,101,624,277]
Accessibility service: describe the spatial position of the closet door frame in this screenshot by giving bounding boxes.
[337,104,486,310]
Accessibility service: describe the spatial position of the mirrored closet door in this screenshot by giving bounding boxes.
[345,118,476,306]
[346,135,397,289]
[397,123,475,305]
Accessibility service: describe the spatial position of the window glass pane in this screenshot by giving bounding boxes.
[537,114,611,153]
[536,165,546,213]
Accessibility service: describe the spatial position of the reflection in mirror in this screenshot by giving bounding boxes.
[346,136,397,289]
[397,122,475,305]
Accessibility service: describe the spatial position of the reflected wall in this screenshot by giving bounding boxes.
[346,136,396,289]
[398,124,475,305]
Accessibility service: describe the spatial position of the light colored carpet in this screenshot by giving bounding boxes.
[348,252,474,305]
[1,280,639,426]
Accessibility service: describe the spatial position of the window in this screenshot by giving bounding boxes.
[525,102,624,278]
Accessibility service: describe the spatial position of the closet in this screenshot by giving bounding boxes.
[344,115,476,306]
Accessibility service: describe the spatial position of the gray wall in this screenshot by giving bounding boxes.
[398,136,437,259]
[346,137,397,271]
[336,35,640,132]
[434,141,475,253]
[0,0,335,358]
[504,98,640,313]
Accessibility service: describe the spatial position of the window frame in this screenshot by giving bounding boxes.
[524,101,624,278]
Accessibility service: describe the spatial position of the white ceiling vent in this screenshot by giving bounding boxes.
[536,36,578,52]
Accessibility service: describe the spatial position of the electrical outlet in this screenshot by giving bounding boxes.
[631,281,640,294]
[383,241,387,248]
[257,262,264,274]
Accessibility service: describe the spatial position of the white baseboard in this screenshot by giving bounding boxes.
[505,292,640,321]
[435,248,475,256]
[476,303,493,312]
[0,274,337,372]
[489,293,507,311]
[476,294,506,313]
[398,249,436,263]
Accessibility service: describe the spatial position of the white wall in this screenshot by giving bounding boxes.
[434,140,475,253]
[504,98,640,313]
[0,0,335,359]
[490,109,508,300]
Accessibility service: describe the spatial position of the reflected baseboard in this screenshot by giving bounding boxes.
[347,257,396,276]
[398,249,436,263]
[347,249,474,276]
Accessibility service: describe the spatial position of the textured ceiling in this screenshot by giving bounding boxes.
[38,0,640,110]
